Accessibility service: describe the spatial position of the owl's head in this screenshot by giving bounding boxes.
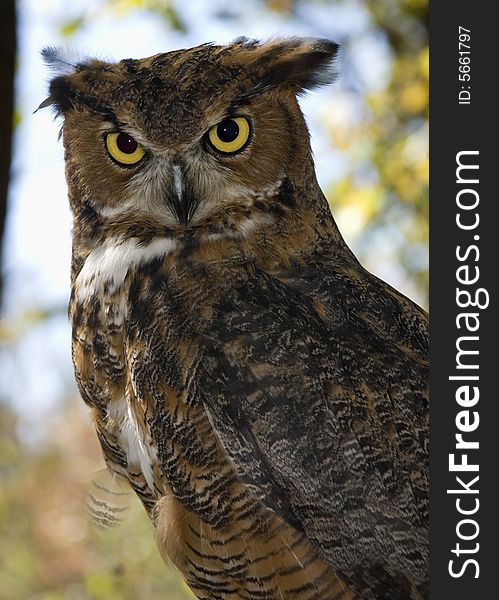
[42,38,338,253]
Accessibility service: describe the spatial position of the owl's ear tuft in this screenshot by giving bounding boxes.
[41,46,80,75]
[253,38,340,94]
[37,74,77,114]
[37,47,89,114]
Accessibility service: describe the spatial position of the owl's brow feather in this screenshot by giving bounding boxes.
[225,84,275,113]
[72,93,123,127]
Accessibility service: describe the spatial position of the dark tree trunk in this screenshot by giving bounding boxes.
[0,0,16,308]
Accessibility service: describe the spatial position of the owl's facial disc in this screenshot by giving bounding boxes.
[101,116,257,227]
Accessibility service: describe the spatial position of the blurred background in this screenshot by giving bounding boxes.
[0,1,428,598]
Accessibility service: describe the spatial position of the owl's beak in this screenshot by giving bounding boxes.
[169,164,197,226]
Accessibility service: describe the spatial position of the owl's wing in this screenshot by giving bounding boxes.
[198,261,429,600]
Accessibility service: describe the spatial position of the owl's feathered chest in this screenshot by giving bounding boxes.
[70,223,290,508]
[69,237,360,599]
[70,236,225,484]
[69,228,428,600]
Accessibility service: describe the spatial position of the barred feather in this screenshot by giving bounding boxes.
[87,469,132,529]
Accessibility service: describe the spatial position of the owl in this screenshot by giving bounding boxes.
[41,38,429,600]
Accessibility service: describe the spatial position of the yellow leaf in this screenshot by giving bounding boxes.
[60,17,84,38]
[419,47,429,80]
[400,82,428,114]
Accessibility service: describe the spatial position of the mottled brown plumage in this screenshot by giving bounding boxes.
[42,38,428,599]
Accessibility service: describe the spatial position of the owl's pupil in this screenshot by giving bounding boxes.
[217,120,239,143]
[116,133,138,154]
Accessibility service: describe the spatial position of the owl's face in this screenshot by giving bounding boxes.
[43,38,338,242]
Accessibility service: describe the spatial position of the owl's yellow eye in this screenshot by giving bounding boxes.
[105,132,145,165]
[207,117,251,154]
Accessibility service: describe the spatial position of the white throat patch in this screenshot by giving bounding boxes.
[75,237,177,303]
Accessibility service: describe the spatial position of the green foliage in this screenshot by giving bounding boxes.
[13,107,22,129]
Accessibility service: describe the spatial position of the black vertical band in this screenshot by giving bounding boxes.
[430,4,496,598]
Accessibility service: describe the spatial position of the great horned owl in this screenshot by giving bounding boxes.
[41,38,428,600]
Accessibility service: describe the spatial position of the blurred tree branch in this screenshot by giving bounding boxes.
[0,0,16,308]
